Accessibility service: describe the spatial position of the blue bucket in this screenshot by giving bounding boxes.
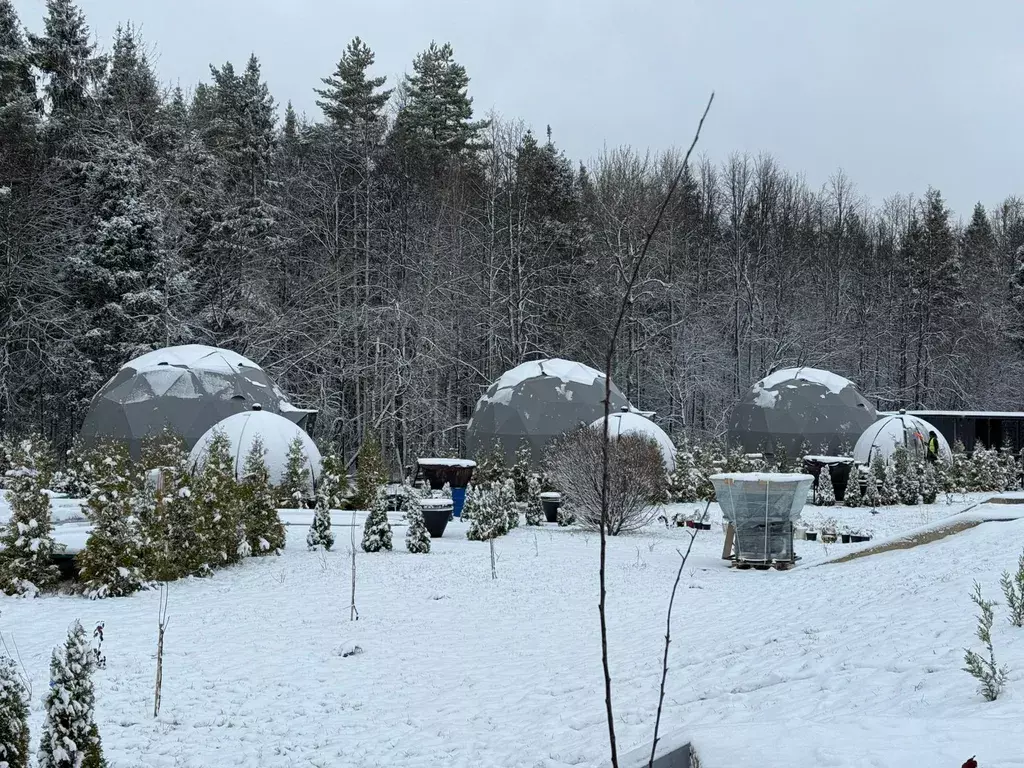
[451,486,467,517]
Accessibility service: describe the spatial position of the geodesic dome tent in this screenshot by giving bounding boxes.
[590,409,676,473]
[728,367,877,458]
[189,408,322,491]
[465,358,632,466]
[79,344,316,460]
[853,411,952,466]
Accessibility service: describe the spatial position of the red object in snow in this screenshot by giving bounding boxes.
[962,757,978,768]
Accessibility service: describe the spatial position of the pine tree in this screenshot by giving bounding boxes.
[28,0,106,125]
[460,484,481,522]
[500,478,519,531]
[467,486,504,542]
[524,475,543,526]
[0,0,39,143]
[843,467,862,507]
[315,36,391,143]
[863,466,881,507]
[361,486,392,552]
[919,461,939,504]
[0,655,30,768]
[816,466,836,506]
[353,431,387,509]
[475,439,507,486]
[669,444,699,503]
[404,492,430,554]
[892,445,920,505]
[510,441,531,501]
[240,437,285,555]
[308,452,344,551]
[77,442,147,598]
[138,430,194,581]
[65,134,167,391]
[37,621,105,768]
[949,440,970,493]
[0,436,61,596]
[188,429,241,570]
[99,23,161,143]
[277,435,311,508]
[879,457,900,506]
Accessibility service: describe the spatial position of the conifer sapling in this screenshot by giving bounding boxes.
[308,453,344,552]
[0,436,61,596]
[962,582,1009,702]
[816,466,836,506]
[38,621,106,768]
[404,489,430,554]
[361,486,393,552]
[278,435,311,508]
[0,655,30,768]
[240,437,285,555]
[1000,548,1024,628]
[524,476,543,526]
[843,467,862,507]
[188,429,242,570]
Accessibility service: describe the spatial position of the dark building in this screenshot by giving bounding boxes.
[904,411,1024,453]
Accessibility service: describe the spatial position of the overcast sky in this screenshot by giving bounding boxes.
[13,0,1024,218]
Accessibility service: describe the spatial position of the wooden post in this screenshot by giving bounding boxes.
[721,523,735,561]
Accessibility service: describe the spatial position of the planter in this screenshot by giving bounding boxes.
[416,458,476,490]
[418,498,453,538]
[804,531,818,541]
[540,492,561,523]
[695,521,711,530]
[821,532,838,544]
[840,533,852,544]
[850,534,871,543]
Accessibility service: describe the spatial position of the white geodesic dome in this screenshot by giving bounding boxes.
[853,412,952,466]
[590,410,676,473]
[189,409,322,490]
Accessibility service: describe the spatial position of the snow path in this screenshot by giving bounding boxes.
[1,499,1022,766]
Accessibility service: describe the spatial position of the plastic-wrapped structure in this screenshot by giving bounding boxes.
[712,472,813,565]
[728,367,876,457]
[189,408,322,491]
[80,344,316,460]
[853,411,952,466]
[465,358,631,466]
[590,408,676,473]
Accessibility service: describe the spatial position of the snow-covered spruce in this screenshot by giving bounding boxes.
[466,485,504,542]
[308,453,344,552]
[500,478,519,531]
[817,466,836,506]
[361,486,393,552]
[188,429,242,571]
[891,445,920,505]
[240,437,285,556]
[524,476,543,526]
[404,491,430,554]
[843,468,862,507]
[0,436,61,596]
[0,655,30,768]
[460,484,481,523]
[510,441,531,501]
[77,443,148,599]
[37,621,106,768]
[353,432,387,509]
[138,429,194,581]
[669,443,699,503]
[278,435,311,508]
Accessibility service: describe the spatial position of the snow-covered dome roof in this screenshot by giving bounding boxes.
[465,358,632,467]
[79,345,316,460]
[590,410,676,472]
[728,366,877,457]
[853,412,952,466]
[189,409,322,490]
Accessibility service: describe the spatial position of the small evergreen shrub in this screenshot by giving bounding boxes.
[278,435,311,508]
[353,432,388,509]
[0,655,30,768]
[510,441,531,501]
[308,452,345,552]
[240,437,285,555]
[188,429,242,571]
[138,429,194,581]
[361,486,393,552]
[38,621,106,768]
[892,445,919,505]
[816,466,836,506]
[962,582,1009,702]
[524,476,543,526]
[843,467,862,507]
[467,486,504,542]
[404,492,430,554]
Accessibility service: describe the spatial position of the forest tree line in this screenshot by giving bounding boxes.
[3,0,1024,468]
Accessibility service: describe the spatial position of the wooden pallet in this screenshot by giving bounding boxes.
[730,559,794,571]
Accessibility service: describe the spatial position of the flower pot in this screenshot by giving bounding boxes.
[850,534,871,543]
[804,531,818,541]
[696,522,711,530]
[821,533,837,544]
[840,533,851,544]
[418,498,453,538]
[540,492,561,523]
[685,520,696,528]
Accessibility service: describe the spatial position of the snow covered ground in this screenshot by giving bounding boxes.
[2,496,1023,766]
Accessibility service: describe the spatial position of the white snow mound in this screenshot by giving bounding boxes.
[125,344,263,375]
[755,366,854,395]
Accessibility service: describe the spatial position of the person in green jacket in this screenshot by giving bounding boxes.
[926,431,940,463]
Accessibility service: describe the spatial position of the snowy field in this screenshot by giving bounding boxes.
[2,496,1024,767]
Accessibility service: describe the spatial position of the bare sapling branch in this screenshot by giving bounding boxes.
[598,91,714,768]
[350,510,359,621]
[154,583,170,717]
[649,500,710,767]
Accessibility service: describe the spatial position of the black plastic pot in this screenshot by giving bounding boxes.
[419,500,453,538]
[541,493,561,523]
[805,531,818,541]
[840,533,852,544]
[695,522,711,530]
[850,534,871,543]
